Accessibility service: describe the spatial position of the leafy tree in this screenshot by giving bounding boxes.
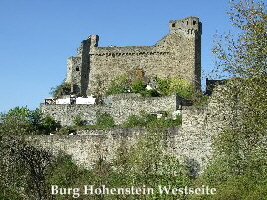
[1,107,35,135]
[0,107,60,135]
[197,0,267,199]
[0,135,53,200]
[213,0,267,78]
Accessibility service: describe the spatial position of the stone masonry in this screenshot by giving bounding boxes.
[31,101,229,175]
[36,87,233,175]
[65,17,202,95]
[29,108,212,176]
[41,93,179,126]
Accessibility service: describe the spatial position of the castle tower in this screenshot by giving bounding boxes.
[169,17,202,89]
[169,17,202,35]
[65,35,99,95]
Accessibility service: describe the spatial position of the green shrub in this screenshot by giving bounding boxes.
[169,78,195,99]
[41,115,61,134]
[106,84,126,95]
[56,126,76,135]
[123,111,182,128]
[83,112,115,130]
[122,114,146,127]
[140,89,161,97]
[156,77,195,99]
[131,79,146,93]
[156,78,171,96]
[50,81,71,99]
[96,112,115,127]
[155,77,209,105]
[106,75,131,95]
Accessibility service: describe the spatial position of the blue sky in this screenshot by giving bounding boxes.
[0,0,233,112]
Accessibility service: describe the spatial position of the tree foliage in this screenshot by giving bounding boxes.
[199,0,267,199]
[0,107,60,135]
[105,74,207,102]
[213,0,267,78]
[0,135,53,200]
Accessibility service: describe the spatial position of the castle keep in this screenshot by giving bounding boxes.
[66,17,202,95]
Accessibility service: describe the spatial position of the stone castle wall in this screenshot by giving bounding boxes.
[41,93,178,126]
[29,106,214,175]
[41,104,107,126]
[65,17,202,95]
[38,88,234,174]
[88,33,199,94]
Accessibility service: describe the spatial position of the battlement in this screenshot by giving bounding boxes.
[169,17,202,36]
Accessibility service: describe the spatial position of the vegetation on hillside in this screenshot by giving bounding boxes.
[196,0,267,199]
[71,111,182,131]
[105,75,208,105]
[1,125,194,199]
[0,107,184,199]
[122,111,182,128]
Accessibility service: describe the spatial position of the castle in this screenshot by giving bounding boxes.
[65,17,202,95]
[38,17,222,175]
[42,17,203,126]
